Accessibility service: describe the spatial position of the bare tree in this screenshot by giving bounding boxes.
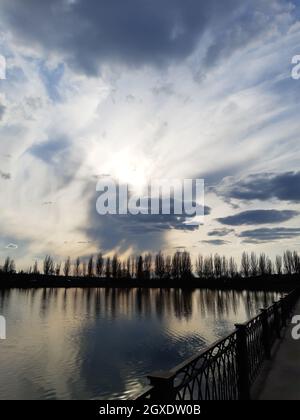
[266,258,273,276]
[87,255,94,277]
[214,254,222,278]
[181,251,192,279]
[250,252,258,277]
[126,256,131,279]
[33,260,39,275]
[112,254,119,279]
[3,257,16,274]
[172,251,181,280]
[96,253,104,277]
[275,255,282,275]
[229,257,237,278]
[9,259,16,273]
[121,261,127,278]
[293,251,300,274]
[82,261,87,277]
[74,257,81,277]
[155,251,165,279]
[144,253,152,280]
[136,256,144,280]
[241,252,250,277]
[259,253,267,276]
[130,256,135,278]
[55,262,61,276]
[43,255,54,276]
[221,256,229,278]
[116,259,122,278]
[283,250,293,275]
[165,255,172,279]
[63,257,71,277]
[195,255,204,278]
[105,257,111,278]
[203,255,214,278]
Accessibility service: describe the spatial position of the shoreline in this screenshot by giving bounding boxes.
[0,273,299,292]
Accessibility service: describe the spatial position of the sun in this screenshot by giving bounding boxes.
[111,152,151,193]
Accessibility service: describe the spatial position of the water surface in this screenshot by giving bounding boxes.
[0,288,281,399]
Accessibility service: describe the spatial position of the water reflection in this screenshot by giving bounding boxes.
[0,288,282,399]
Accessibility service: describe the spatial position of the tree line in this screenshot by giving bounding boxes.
[1,250,300,281]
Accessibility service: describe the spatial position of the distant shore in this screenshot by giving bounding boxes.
[0,273,299,292]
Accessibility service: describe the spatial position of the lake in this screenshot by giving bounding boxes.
[0,288,282,400]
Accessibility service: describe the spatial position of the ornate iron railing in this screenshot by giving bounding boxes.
[136,289,299,401]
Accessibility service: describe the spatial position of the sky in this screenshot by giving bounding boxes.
[1,0,300,269]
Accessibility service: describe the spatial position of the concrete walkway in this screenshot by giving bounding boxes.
[258,299,300,400]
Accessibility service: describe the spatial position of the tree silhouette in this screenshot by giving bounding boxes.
[283,251,293,275]
[2,249,300,284]
[88,255,94,277]
[241,252,250,278]
[2,257,16,274]
[229,257,237,278]
[96,253,104,277]
[214,254,222,278]
[55,262,61,276]
[172,251,181,280]
[144,253,152,280]
[105,257,111,278]
[155,251,165,279]
[266,258,273,276]
[43,255,54,276]
[259,253,267,276]
[181,251,192,279]
[63,257,71,277]
[195,255,204,278]
[82,261,87,277]
[112,254,120,279]
[275,255,282,275]
[136,256,144,280]
[74,257,81,277]
[33,260,39,275]
[250,252,258,277]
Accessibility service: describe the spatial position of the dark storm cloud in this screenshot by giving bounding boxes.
[84,191,210,252]
[217,210,299,226]
[202,239,230,246]
[238,227,300,243]
[214,172,300,203]
[208,228,235,237]
[1,0,291,74]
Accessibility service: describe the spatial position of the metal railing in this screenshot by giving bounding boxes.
[136,289,299,400]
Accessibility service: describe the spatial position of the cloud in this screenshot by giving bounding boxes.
[28,137,69,164]
[1,0,293,75]
[0,104,6,120]
[217,209,299,226]
[0,170,11,180]
[202,239,230,246]
[208,228,235,237]
[214,172,300,203]
[26,137,81,188]
[238,227,300,243]
[5,243,18,249]
[84,190,209,252]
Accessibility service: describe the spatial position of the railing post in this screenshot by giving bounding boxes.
[260,308,271,359]
[147,371,175,400]
[273,301,281,339]
[235,324,250,400]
